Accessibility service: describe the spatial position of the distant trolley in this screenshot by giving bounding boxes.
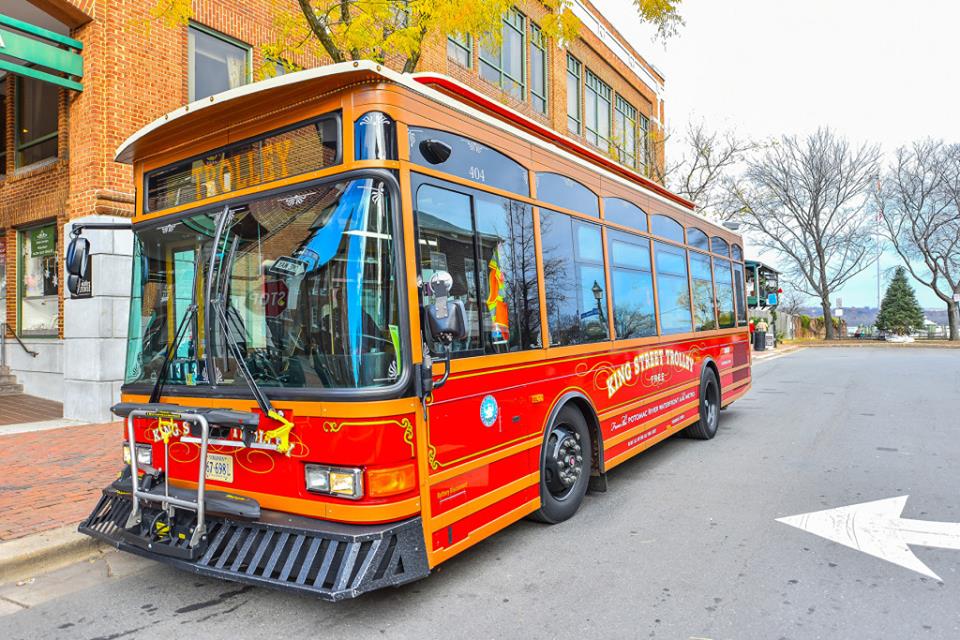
[75,61,752,600]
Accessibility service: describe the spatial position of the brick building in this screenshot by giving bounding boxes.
[0,0,665,421]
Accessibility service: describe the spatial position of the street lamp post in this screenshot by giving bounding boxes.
[592,280,605,324]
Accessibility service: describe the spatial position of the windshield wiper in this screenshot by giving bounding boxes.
[209,299,295,453]
[149,304,198,403]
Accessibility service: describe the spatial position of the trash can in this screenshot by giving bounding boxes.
[755,330,767,351]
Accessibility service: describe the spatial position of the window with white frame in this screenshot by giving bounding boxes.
[639,113,650,173]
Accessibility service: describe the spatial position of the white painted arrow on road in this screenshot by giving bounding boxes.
[776,495,960,581]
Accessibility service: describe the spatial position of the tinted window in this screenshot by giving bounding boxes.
[654,242,692,334]
[536,173,599,217]
[415,180,541,356]
[690,252,717,331]
[541,210,608,345]
[604,198,647,231]
[732,244,743,262]
[687,227,709,251]
[712,236,730,257]
[651,214,684,242]
[608,230,655,339]
[409,127,529,196]
[416,185,480,353]
[15,77,58,167]
[714,257,735,328]
[355,112,396,161]
[733,262,748,326]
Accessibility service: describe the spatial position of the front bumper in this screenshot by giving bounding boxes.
[79,487,429,601]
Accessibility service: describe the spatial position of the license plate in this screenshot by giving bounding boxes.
[205,453,234,483]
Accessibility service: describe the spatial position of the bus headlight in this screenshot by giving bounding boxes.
[304,464,363,499]
[122,443,153,467]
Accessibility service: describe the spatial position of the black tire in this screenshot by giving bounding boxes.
[683,368,721,440]
[531,405,592,524]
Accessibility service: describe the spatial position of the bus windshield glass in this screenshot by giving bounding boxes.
[124,176,403,391]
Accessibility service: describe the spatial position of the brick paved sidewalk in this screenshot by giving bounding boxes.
[0,422,120,541]
[0,394,63,426]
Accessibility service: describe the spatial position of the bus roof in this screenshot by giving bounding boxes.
[117,60,731,232]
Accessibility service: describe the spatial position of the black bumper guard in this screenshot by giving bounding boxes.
[80,488,430,600]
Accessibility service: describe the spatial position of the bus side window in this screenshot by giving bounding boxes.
[415,184,481,354]
[607,229,656,339]
[540,209,609,346]
[653,242,693,335]
[714,257,735,328]
[474,194,541,353]
[690,251,718,331]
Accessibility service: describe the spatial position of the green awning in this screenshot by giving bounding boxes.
[0,12,83,91]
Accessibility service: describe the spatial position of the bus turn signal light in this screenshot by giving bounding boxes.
[367,463,417,498]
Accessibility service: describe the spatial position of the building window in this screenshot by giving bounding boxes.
[188,24,251,102]
[448,34,472,68]
[639,113,650,173]
[267,57,300,77]
[479,9,526,101]
[19,224,59,336]
[541,209,608,346]
[614,96,637,168]
[584,70,611,150]
[529,24,547,115]
[566,55,581,135]
[15,76,58,168]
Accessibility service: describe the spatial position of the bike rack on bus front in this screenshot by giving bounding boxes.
[124,409,211,549]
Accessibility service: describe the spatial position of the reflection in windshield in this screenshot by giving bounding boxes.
[125,177,402,390]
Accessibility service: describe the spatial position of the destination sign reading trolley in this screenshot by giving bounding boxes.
[76,61,751,600]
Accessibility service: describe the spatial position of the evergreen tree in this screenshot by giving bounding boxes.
[875,266,926,335]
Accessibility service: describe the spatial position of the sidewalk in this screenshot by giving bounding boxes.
[752,343,803,361]
[0,420,120,582]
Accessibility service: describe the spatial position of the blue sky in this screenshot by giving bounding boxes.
[604,0,958,308]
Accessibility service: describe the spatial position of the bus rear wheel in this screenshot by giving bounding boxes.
[532,406,592,524]
[684,369,720,440]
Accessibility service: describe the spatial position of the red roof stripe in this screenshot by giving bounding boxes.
[412,73,696,212]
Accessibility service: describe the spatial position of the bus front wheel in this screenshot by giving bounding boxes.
[684,368,720,440]
[531,406,592,524]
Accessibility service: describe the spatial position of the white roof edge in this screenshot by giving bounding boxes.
[116,60,737,240]
[113,60,385,162]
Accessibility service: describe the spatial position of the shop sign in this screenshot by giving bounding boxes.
[30,225,56,257]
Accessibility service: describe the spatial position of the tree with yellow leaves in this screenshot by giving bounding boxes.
[150,0,682,75]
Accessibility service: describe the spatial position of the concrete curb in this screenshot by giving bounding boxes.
[0,524,106,585]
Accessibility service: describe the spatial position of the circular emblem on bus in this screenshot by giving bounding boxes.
[479,395,499,428]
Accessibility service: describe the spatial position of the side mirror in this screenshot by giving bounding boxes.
[425,271,467,345]
[65,236,89,277]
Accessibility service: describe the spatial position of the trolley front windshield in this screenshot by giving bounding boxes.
[123,176,404,391]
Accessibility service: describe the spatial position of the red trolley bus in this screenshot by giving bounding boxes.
[76,61,751,600]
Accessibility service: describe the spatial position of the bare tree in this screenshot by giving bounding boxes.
[728,128,881,339]
[880,140,960,340]
[650,120,756,218]
[776,285,808,316]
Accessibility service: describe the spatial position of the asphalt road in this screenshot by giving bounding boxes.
[3,347,960,640]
